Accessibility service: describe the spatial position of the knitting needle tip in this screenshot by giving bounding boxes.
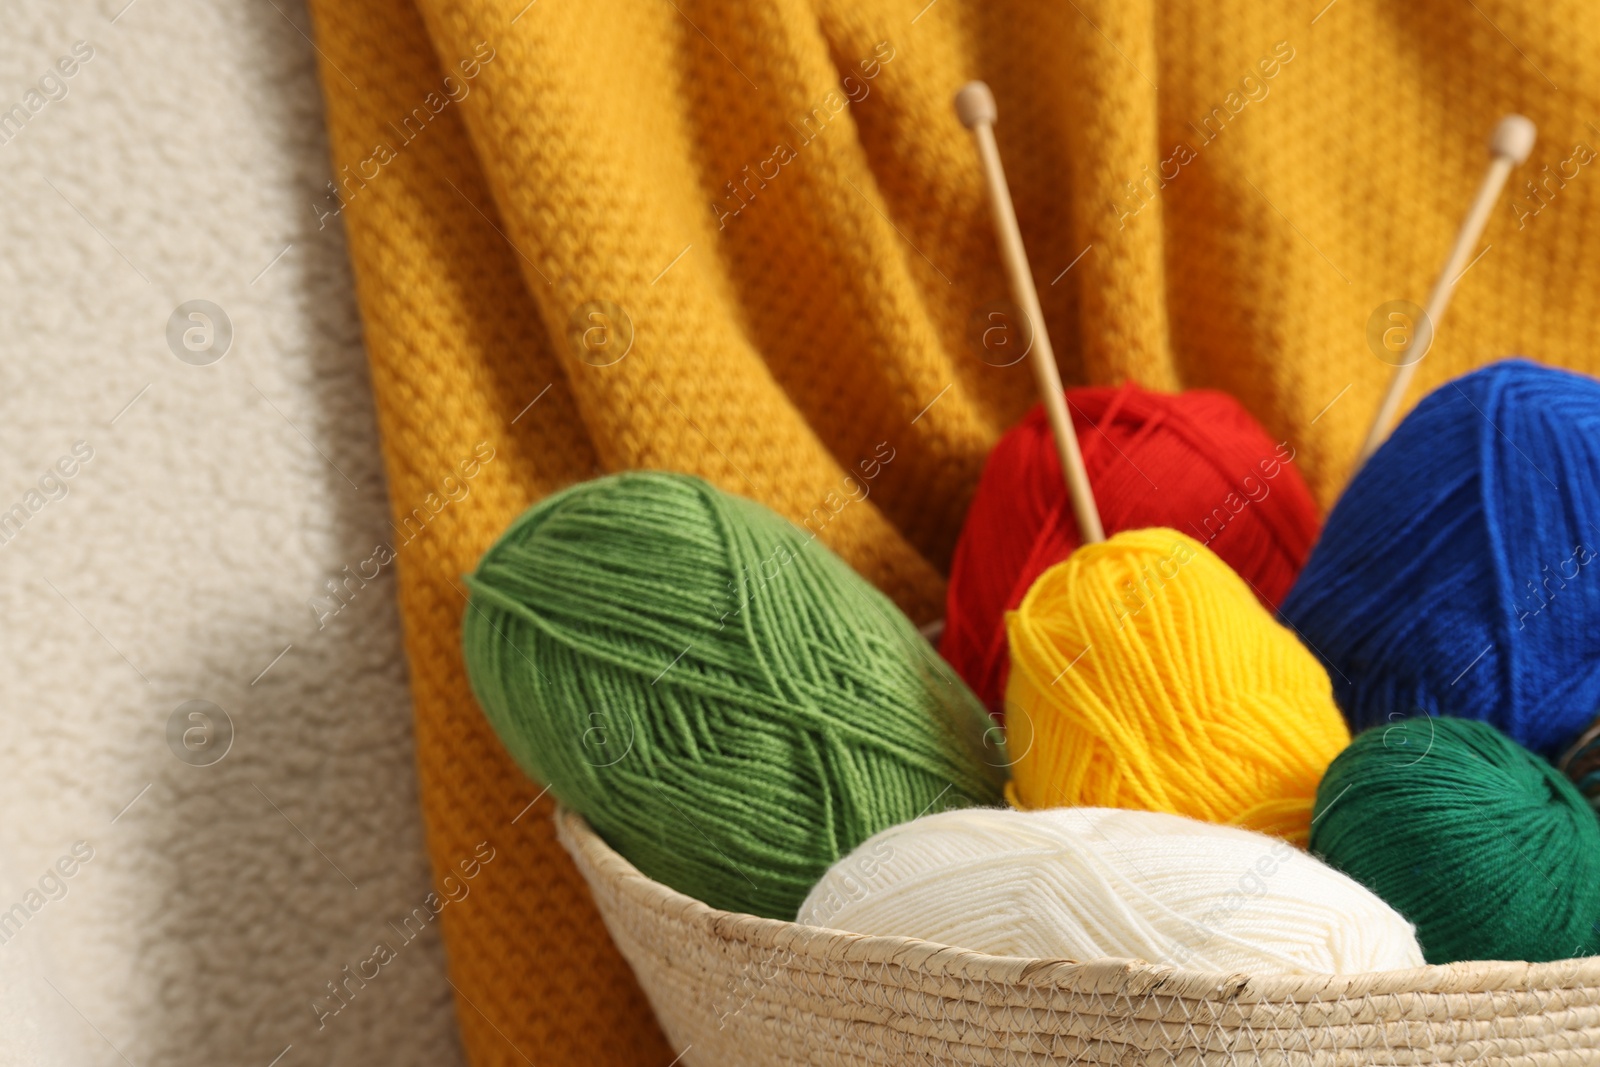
[1489,114,1537,165]
[954,81,997,130]
[1357,113,1536,464]
[954,79,1104,543]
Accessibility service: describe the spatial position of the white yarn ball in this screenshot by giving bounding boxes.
[797,807,1424,975]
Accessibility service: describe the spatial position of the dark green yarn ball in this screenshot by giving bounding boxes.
[1311,716,1600,964]
[461,471,1007,919]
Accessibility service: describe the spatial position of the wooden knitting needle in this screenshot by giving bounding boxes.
[1357,114,1537,463]
[956,81,1105,543]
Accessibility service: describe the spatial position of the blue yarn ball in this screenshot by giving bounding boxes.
[1281,359,1600,756]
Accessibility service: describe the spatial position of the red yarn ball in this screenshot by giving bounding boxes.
[941,384,1321,714]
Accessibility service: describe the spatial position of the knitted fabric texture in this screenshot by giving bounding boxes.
[302,0,1600,1062]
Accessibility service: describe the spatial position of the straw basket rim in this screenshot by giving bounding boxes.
[555,805,1600,1000]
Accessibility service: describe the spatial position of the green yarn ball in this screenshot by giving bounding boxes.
[462,471,1007,919]
[1310,716,1600,964]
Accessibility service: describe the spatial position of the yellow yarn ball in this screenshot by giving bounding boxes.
[1004,528,1349,845]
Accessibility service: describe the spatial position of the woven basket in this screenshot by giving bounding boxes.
[557,808,1600,1065]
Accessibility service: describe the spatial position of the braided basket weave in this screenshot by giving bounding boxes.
[557,808,1600,1065]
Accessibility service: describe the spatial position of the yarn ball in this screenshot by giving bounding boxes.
[799,806,1425,974]
[461,471,1007,919]
[1280,359,1600,757]
[941,384,1320,713]
[1311,716,1600,964]
[1006,529,1349,844]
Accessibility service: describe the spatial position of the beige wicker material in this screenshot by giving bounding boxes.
[556,808,1600,1065]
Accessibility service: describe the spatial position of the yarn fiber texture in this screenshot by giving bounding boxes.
[1311,716,1600,964]
[1280,359,1600,757]
[462,471,1007,920]
[799,806,1424,975]
[1006,529,1350,844]
[941,385,1320,713]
